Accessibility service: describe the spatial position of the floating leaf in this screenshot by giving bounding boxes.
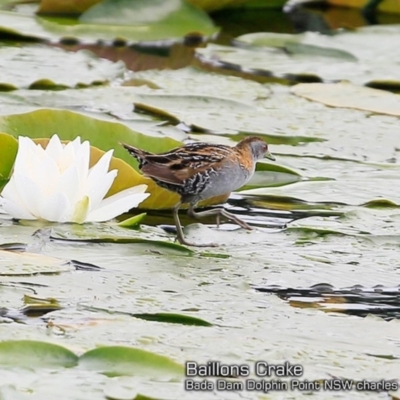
[49,232,194,254]
[0,0,217,43]
[0,132,17,191]
[197,27,400,85]
[134,93,256,133]
[81,305,213,326]
[38,0,100,15]
[118,213,147,228]
[78,0,217,41]
[0,45,124,90]
[0,250,73,276]
[361,199,400,208]
[292,82,400,117]
[241,160,301,190]
[131,312,213,326]
[234,193,346,216]
[79,346,184,378]
[0,340,78,368]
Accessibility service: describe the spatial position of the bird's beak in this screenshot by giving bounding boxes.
[264,151,276,161]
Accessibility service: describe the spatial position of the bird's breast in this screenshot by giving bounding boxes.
[192,162,253,200]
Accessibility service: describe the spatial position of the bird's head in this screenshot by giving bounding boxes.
[236,136,275,161]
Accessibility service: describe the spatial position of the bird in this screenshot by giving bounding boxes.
[121,136,275,247]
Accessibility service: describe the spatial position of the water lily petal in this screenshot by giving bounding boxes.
[70,136,83,154]
[13,136,38,176]
[1,176,25,211]
[44,134,64,161]
[87,149,113,187]
[87,185,149,222]
[72,140,90,196]
[10,172,45,218]
[57,138,78,173]
[57,165,82,206]
[33,157,61,198]
[89,170,118,212]
[1,198,36,220]
[86,150,117,209]
[39,191,70,222]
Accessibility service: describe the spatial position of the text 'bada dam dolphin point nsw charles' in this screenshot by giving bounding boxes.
[0,0,399,399]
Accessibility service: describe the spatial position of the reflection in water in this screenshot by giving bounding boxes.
[212,4,400,40]
[255,282,400,321]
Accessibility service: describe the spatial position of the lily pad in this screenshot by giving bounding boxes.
[0,87,188,141]
[81,305,213,326]
[38,0,100,15]
[0,132,17,190]
[0,250,73,276]
[134,93,256,133]
[0,0,217,43]
[37,0,283,14]
[118,213,147,228]
[196,26,400,86]
[131,312,213,326]
[49,230,194,254]
[0,45,124,90]
[242,161,302,189]
[0,340,78,367]
[79,346,184,378]
[292,82,400,117]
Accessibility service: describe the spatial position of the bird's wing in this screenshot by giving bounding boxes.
[141,143,233,185]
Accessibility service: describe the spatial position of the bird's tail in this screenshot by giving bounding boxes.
[120,143,152,163]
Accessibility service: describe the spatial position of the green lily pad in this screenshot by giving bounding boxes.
[361,199,400,208]
[79,346,184,378]
[0,340,78,367]
[76,0,217,41]
[0,132,17,190]
[50,230,194,254]
[81,304,213,326]
[37,0,285,14]
[131,312,213,326]
[0,0,217,43]
[118,213,147,228]
[0,45,125,90]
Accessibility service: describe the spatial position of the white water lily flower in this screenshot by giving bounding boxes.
[0,135,149,223]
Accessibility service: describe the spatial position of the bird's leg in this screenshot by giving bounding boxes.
[187,204,252,230]
[172,201,218,247]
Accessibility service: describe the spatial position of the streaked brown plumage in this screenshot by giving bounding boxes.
[122,137,275,247]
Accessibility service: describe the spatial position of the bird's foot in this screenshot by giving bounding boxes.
[189,207,253,230]
[222,211,252,230]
